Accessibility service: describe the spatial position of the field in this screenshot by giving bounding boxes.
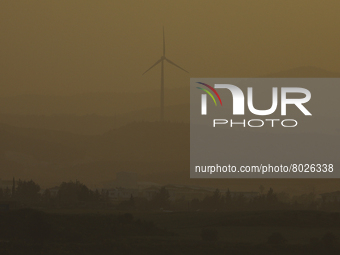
[0,209,339,254]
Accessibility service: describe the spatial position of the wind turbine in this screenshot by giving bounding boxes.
[143,27,189,121]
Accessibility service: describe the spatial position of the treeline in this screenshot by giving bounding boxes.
[0,180,106,208]
[121,188,340,212]
[0,209,173,243]
[1,179,340,211]
[123,187,319,212]
[188,188,314,211]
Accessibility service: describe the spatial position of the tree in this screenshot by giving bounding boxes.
[129,194,135,206]
[224,189,232,210]
[3,187,11,200]
[202,189,224,210]
[211,189,222,209]
[212,189,221,201]
[42,189,52,204]
[266,188,278,206]
[152,187,170,208]
[259,185,265,194]
[11,177,15,197]
[58,181,91,205]
[15,179,40,204]
[225,189,231,202]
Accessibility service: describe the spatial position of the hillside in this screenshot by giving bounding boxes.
[0,121,339,193]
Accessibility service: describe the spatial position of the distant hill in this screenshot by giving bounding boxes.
[0,124,84,163]
[0,121,190,185]
[0,66,337,118]
[0,66,337,136]
[0,120,339,193]
[0,122,86,184]
[0,66,339,190]
[264,66,340,77]
[0,104,189,135]
[0,88,189,116]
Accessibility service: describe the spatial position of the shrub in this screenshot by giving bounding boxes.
[267,232,286,245]
[201,228,219,242]
[322,232,337,246]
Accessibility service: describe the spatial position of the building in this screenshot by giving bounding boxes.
[142,186,161,200]
[39,186,60,197]
[229,191,260,200]
[139,185,260,202]
[163,185,214,201]
[107,188,139,201]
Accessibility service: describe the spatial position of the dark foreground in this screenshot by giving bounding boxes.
[0,209,339,254]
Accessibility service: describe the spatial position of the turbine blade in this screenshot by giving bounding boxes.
[163,26,165,56]
[165,58,189,73]
[142,58,162,75]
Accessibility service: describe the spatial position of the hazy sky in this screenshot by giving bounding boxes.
[1,0,340,96]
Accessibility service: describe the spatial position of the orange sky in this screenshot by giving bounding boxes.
[0,0,340,96]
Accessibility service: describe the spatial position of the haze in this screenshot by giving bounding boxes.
[1,0,340,96]
[0,1,339,194]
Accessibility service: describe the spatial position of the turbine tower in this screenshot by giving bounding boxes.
[143,27,189,121]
